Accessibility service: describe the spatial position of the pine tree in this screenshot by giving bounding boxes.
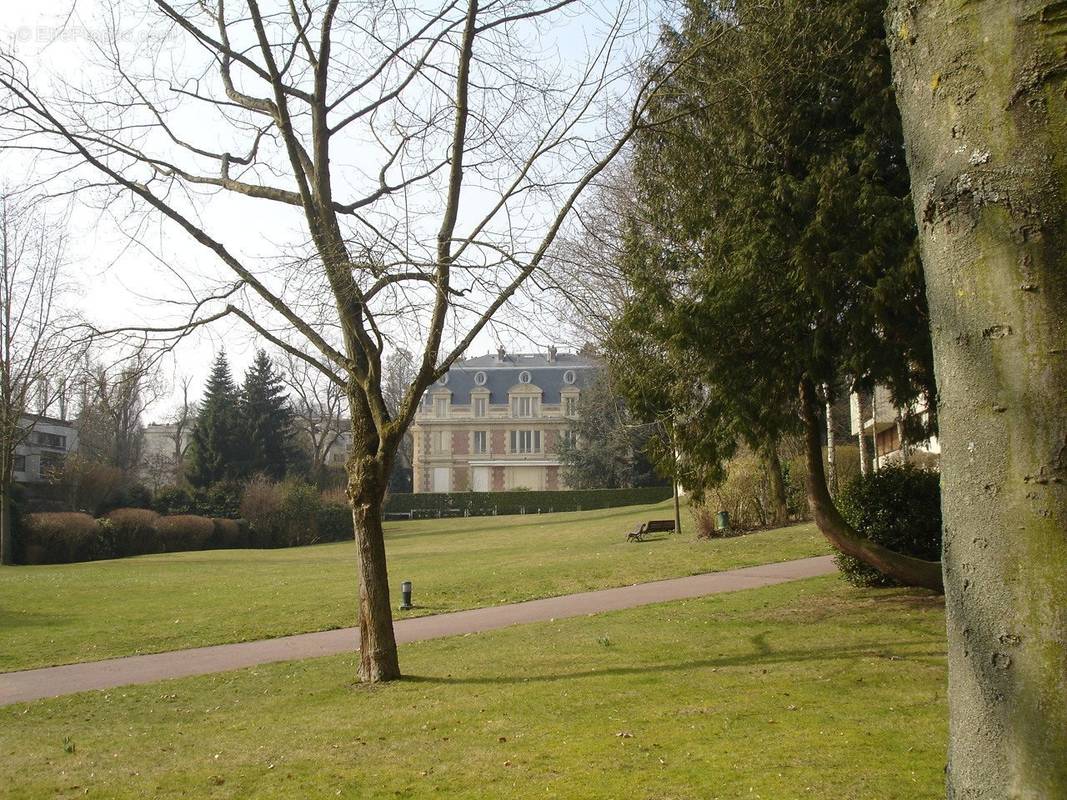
[186,352,242,487]
[239,350,296,480]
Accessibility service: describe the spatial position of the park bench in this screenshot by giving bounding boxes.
[626,519,676,542]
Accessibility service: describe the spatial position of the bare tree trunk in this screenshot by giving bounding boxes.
[824,386,838,498]
[763,442,789,527]
[887,2,1067,795]
[800,378,943,591]
[857,392,870,477]
[347,453,400,683]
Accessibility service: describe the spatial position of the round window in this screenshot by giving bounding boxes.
[474,370,487,386]
[439,372,449,386]
[563,369,576,385]
[519,370,531,384]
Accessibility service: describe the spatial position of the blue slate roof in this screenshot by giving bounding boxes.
[426,351,600,405]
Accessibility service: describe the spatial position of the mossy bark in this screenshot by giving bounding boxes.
[887,2,1067,796]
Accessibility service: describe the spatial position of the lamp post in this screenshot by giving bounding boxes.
[399,581,413,611]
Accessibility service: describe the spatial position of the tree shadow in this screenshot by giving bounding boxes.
[395,635,943,688]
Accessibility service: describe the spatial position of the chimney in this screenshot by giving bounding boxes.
[547,345,557,363]
[495,346,506,364]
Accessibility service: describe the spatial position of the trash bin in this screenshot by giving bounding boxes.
[715,511,730,531]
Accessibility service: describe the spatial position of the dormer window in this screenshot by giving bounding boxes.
[474,370,487,386]
[563,369,576,385]
[513,396,535,418]
[564,396,577,417]
[518,370,531,384]
[434,396,449,418]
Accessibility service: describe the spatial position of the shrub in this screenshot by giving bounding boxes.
[152,485,194,515]
[316,504,353,542]
[240,478,321,547]
[20,512,99,564]
[156,515,216,552]
[102,508,163,557]
[383,486,673,517]
[211,518,250,549]
[835,464,942,587]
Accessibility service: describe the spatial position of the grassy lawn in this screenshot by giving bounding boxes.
[0,576,946,799]
[0,501,829,672]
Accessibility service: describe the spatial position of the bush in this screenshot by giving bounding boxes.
[384,486,673,518]
[20,512,99,564]
[152,485,194,515]
[316,504,353,542]
[211,517,250,549]
[101,508,163,557]
[835,464,942,587]
[240,478,321,547]
[156,515,216,552]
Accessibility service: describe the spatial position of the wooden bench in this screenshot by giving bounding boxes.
[626,519,676,542]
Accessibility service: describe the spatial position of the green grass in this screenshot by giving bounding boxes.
[0,576,947,799]
[0,501,829,672]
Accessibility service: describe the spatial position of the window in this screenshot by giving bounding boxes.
[474,371,487,386]
[518,370,531,384]
[432,430,449,454]
[34,431,66,449]
[473,430,488,454]
[564,396,577,417]
[13,454,26,472]
[563,369,576,385]
[512,396,534,418]
[509,430,541,454]
[434,397,448,418]
[560,429,577,449]
[473,397,487,418]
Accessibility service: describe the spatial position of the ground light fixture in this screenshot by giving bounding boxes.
[399,581,413,611]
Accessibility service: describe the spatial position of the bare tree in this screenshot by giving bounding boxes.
[78,357,161,476]
[0,0,683,680]
[282,351,346,487]
[0,191,81,564]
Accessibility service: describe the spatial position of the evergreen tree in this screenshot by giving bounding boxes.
[239,350,296,480]
[613,0,941,588]
[186,352,242,487]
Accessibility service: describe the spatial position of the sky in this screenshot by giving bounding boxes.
[1,0,667,422]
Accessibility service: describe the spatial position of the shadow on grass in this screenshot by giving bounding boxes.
[391,636,944,688]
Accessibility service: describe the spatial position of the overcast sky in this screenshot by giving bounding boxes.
[2,0,666,422]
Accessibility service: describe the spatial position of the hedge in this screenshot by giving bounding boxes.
[20,512,99,564]
[383,486,674,518]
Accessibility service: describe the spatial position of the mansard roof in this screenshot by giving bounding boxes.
[426,351,600,405]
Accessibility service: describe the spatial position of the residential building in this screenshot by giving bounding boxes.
[12,414,79,483]
[140,422,191,487]
[849,385,940,470]
[411,347,599,493]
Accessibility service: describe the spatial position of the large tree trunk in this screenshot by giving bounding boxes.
[762,441,789,527]
[347,457,400,682]
[886,3,1067,796]
[800,378,944,592]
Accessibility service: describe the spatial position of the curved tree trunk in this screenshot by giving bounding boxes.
[762,441,789,526]
[800,378,944,592]
[887,2,1067,795]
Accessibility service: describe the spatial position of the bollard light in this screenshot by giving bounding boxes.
[399,580,413,611]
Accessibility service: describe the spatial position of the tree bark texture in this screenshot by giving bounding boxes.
[887,2,1067,796]
[763,442,790,526]
[800,378,944,591]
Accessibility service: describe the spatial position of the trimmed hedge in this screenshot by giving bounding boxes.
[316,504,354,542]
[20,512,99,564]
[101,508,163,557]
[156,515,216,553]
[384,486,674,518]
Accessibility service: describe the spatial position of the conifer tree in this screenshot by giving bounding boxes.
[186,352,241,487]
[239,350,295,480]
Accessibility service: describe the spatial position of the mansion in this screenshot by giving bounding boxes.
[411,347,598,493]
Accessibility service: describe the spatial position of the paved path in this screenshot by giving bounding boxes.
[0,555,834,706]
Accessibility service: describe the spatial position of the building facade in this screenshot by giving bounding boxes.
[849,385,940,470]
[12,415,79,483]
[411,348,598,493]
